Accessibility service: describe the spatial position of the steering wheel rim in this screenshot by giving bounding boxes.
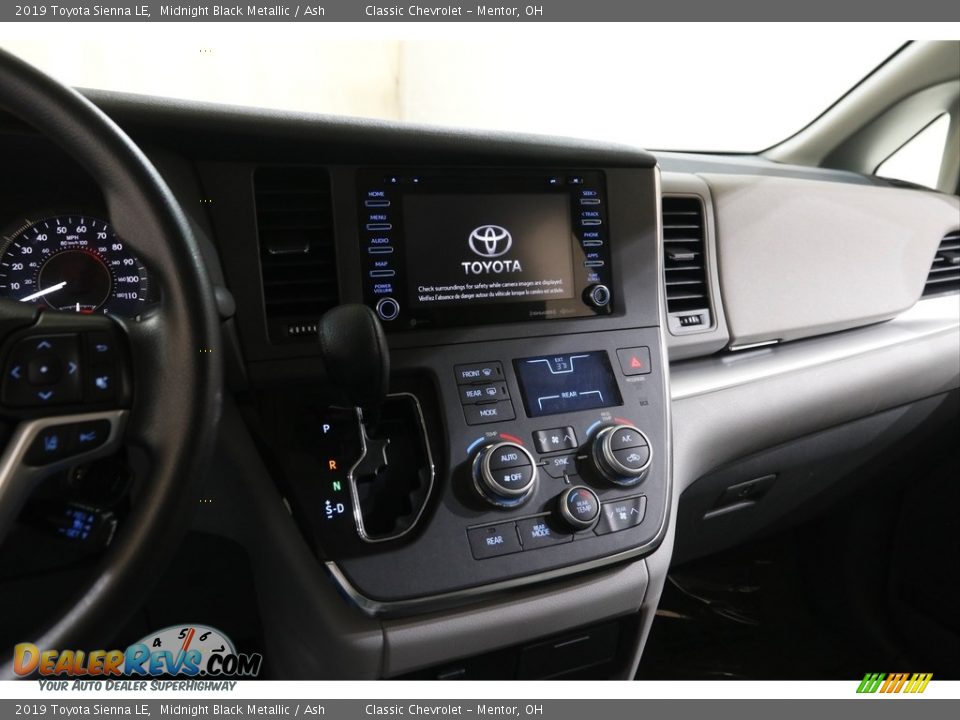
[0,48,222,674]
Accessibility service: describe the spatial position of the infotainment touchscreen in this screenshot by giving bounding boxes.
[357,170,614,329]
[404,193,575,307]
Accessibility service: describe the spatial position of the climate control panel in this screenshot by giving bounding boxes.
[331,326,669,605]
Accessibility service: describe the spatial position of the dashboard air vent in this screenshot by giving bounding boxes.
[923,230,960,297]
[662,196,711,333]
[254,166,339,342]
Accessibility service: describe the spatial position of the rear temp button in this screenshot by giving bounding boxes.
[557,486,601,531]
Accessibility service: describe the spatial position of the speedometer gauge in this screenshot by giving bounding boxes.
[0,215,150,317]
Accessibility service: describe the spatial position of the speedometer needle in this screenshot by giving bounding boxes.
[19,281,67,303]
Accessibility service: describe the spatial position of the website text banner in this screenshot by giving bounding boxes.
[2,1,960,22]
[1,700,960,720]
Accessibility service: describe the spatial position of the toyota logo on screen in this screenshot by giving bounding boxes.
[469,225,513,258]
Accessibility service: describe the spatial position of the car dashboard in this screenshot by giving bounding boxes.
[1,90,957,679]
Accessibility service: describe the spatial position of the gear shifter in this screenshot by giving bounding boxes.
[317,304,390,423]
[315,304,432,542]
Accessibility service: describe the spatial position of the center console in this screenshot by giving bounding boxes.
[205,147,671,629]
[241,163,668,615]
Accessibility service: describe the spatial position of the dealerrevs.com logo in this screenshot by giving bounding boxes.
[14,624,262,679]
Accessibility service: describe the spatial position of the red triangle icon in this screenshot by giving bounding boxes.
[630,356,643,369]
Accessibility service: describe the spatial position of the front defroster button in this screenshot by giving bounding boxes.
[455,362,504,384]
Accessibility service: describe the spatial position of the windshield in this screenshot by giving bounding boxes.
[0,27,897,152]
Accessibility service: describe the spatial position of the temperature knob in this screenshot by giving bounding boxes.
[472,441,538,508]
[590,424,652,486]
[557,486,601,531]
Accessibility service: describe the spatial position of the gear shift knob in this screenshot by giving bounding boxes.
[318,304,390,418]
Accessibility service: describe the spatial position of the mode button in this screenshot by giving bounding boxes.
[463,400,515,425]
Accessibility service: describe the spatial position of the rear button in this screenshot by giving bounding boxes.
[467,524,522,559]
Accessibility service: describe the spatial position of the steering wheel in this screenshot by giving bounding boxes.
[0,49,222,675]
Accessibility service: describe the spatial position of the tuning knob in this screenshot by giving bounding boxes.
[472,441,538,508]
[590,424,652,486]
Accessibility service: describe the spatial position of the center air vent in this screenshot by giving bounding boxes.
[662,195,711,333]
[922,230,960,297]
[254,166,339,342]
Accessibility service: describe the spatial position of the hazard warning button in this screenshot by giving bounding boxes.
[616,347,652,376]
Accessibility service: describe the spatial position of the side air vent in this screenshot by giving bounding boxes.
[254,166,339,342]
[662,195,712,333]
[922,230,960,297]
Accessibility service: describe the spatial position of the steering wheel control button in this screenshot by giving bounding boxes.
[85,365,117,402]
[591,424,652,486]
[595,495,647,535]
[27,426,71,465]
[463,400,516,425]
[72,420,111,453]
[86,331,117,362]
[459,382,509,404]
[533,427,578,454]
[25,418,114,466]
[455,361,504,384]
[517,516,572,549]
[473,441,537,507]
[558,486,601,531]
[467,523,522,560]
[375,297,400,321]
[616,347,652,376]
[28,355,62,385]
[3,334,82,406]
[541,453,578,479]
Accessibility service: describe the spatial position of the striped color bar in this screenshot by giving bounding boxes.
[857,672,933,694]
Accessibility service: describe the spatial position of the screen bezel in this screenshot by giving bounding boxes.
[357,169,613,330]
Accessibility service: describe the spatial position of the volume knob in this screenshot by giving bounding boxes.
[472,441,538,508]
[591,424,652,486]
